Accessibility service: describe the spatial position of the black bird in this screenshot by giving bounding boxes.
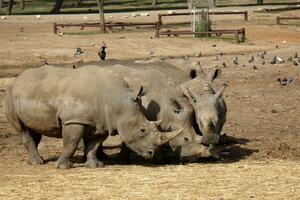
[98,42,107,61]
[248,56,254,63]
[73,65,76,69]
[233,57,239,65]
[253,65,257,70]
[74,47,84,56]
[222,62,227,68]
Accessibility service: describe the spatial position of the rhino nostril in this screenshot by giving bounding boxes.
[147,150,154,157]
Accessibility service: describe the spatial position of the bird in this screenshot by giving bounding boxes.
[253,65,257,70]
[214,56,219,61]
[294,52,298,59]
[73,65,76,69]
[233,57,239,65]
[272,56,284,64]
[248,56,254,63]
[287,56,293,62]
[98,41,107,61]
[293,60,298,66]
[258,50,266,56]
[42,60,49,65]
[74,47,84,56]
[222,62,227,68]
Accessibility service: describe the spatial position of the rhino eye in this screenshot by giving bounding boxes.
[174,109,180,114]
[140,128,145,133]
[184,137,189,142]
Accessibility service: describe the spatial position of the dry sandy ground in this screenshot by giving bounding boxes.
[0,5,300,200]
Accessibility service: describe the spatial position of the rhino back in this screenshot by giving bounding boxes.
[8,65,133,137]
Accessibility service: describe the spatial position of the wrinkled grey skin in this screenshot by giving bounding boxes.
[180,68,227,145]
[98,59,227,146]
[4,65,182,169]
[106,65,215,161]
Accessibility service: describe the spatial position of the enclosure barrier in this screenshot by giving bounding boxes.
[276,16,300,25]
[53,22,159,34]
[158,11,248,25]
[155,27,245,43]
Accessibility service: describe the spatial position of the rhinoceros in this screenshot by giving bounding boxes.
[4,65,182,169]
[105,64,218,162]
[97,59,227,146]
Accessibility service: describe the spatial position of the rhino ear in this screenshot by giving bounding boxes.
[183,88,197,104]
[135,86,148,101]
[170,98,183,114]
[189,61,204,79]
[208,69,222,83]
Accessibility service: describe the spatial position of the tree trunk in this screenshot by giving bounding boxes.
[0,0,3,9]
[7,0,14,15]
[20,0,25,9]
[97,0,106,33]
[208,0,216,8]
[257,0,263,5]
[152,0,157,7]
[51,0,64,14]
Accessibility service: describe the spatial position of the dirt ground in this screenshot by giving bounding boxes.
[0,5,299,200]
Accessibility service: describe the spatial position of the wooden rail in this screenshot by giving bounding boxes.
[276,16,300,25]
[156,27,245,43]
[158,11,248,25]
[53,22,159,34]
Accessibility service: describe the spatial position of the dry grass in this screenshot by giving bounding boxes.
[0,159,299,200]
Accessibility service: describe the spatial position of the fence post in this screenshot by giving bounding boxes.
[158,14,162,25]
[155,22,160,38]
[53,23,58,34]
[244,11,248,21]
[276,16,280,24]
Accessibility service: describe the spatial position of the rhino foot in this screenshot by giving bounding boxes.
[27,156,44,165]
[56,159,73,170]
[84,159,104,168]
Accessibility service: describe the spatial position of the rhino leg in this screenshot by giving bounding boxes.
[22,129,43,165]
[83,134,107,168]
[56,124,84,169]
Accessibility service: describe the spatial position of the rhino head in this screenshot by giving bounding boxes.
[181,68,227,146]
[118,86,183,159]
[155,96,214,161]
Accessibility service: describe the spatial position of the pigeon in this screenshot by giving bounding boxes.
[98,42,107,61]
[214,56,219,61]
[258,50,266,57]
[159,55,165,61]
[195,52,202,57]
[287,56,293,62]
[182,55,189,60]
[294,52,298,59]
[233,57,239,65]
[74,47,84,56]
[42,60,49,65]
[293,60,298,66]
[248,56,254,63]
[222,62,227,68]
[271,56,284,64]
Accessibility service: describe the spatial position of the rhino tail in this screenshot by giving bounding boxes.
[3,88,24,133]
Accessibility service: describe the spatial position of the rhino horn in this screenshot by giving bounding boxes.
[214,85,226,100]
[195,135,203,144]
[183,88,197,104]
[158,128,184,145]
[151,120,163,127]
